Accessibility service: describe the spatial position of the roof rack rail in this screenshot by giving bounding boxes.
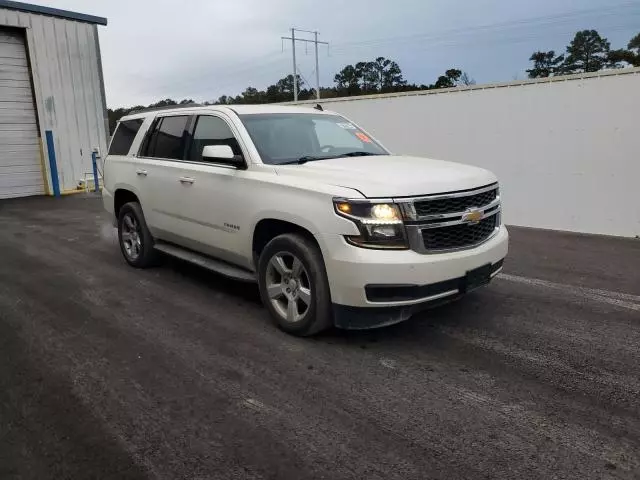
[129,103,202,114]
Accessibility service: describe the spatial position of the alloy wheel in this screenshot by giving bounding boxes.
[121,213,142,260]
[265,252,312,323]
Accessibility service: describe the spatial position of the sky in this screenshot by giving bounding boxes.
[34,0,640,108]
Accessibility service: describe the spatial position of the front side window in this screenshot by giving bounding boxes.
[188,115,241,162]
[146,115,189,160]
[108,119,143,156]
[239,113,388,165]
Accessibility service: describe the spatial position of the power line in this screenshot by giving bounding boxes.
[329,2,640,55]
[281,28,329,100]
[296,64,312,91]
[127,2,640,103]
[330,22,640,60]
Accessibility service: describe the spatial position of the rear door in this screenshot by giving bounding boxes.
[136,114,192,237]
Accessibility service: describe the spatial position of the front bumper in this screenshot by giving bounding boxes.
[316,225,509,329]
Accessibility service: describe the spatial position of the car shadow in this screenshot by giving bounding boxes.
[317,295,488,347]
[157,254,494,347]
[161,255,263,305]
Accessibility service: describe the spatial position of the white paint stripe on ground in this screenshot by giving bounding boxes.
[497,273,640,312]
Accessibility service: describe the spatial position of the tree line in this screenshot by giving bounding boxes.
[108,28,639,133]
[107,59,473,133]
[527,30,640,78]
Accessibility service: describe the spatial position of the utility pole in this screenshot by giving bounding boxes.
[314,31,320,100]
[291,28,297,101]
[281,28,329,101]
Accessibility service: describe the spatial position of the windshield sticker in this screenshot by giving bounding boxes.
[337,122,356,130]
[355,132,372,143]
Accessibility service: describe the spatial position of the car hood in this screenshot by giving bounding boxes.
[274,155,497,197]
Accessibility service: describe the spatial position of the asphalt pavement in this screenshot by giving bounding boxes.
[1,194,639,480]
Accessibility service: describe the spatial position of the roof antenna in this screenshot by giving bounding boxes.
[314,103,323,111]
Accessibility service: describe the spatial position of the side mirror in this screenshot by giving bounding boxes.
[202,144,245,168]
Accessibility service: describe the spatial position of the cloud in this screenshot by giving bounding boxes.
[35,0,640,106]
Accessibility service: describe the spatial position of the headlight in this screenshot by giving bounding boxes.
[333,199,408,249]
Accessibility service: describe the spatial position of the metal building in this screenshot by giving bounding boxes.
[0,1,107,199]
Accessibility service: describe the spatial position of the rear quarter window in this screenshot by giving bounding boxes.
[108,119,144,156]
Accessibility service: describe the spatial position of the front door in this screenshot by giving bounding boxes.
[174,114,249,267]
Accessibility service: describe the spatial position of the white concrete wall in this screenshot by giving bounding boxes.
[0,9,108,194]
[297,69,640,237]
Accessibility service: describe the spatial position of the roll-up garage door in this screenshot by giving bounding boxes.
[0,28,43,199]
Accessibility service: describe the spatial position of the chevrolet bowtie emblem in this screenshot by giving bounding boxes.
[462,209,483,223]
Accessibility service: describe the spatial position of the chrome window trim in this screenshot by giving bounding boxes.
[134,156,240,170]
[396,182,499,203]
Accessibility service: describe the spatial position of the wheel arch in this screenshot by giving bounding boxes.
[252,217,321,261]
[113,186,141,219]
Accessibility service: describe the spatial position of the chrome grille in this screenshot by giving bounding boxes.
[402,183,501,253]
[414,189,497,216]
[421,215,498,250]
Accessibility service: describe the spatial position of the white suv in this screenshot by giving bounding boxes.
[103,104,508,336]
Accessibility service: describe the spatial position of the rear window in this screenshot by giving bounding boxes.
[146,115,190,160]
[108,119,144,156]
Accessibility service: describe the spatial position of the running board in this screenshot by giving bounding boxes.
[154,242,256,283]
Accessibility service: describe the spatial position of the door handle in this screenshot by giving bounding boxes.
[179,176,195,184]
[136,169,148,176]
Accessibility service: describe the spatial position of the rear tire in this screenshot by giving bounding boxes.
[117,202,158,268]
[258,233,333,336]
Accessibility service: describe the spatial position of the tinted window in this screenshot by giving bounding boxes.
[108,119,143,156]
[148,115,189,160]
[188,116,241,161]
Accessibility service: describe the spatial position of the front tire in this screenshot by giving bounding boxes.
[258,234,333,336]
[117,202,158,268]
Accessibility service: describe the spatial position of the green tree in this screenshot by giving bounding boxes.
[562,30,610,73]
[355,61,377,93]
[370,56,406,91]
[334,64,361,95]
[276,74,305,98]
[628,32,640,66]
[433,69,462,88]
[215,95,230,105]
[629,32,640,55]
[236,87,266,104]
[608,32,640,67]
[526,51,565,78]
[107,98,196,134]
[334,57,406,95]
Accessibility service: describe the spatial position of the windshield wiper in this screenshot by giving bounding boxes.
[279,155,332,165]
[279,152,381,165]
[338,151,381,157]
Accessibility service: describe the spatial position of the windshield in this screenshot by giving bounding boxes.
[238,113,388,165]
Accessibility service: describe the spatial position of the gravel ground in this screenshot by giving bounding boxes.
[1,194,639,480]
